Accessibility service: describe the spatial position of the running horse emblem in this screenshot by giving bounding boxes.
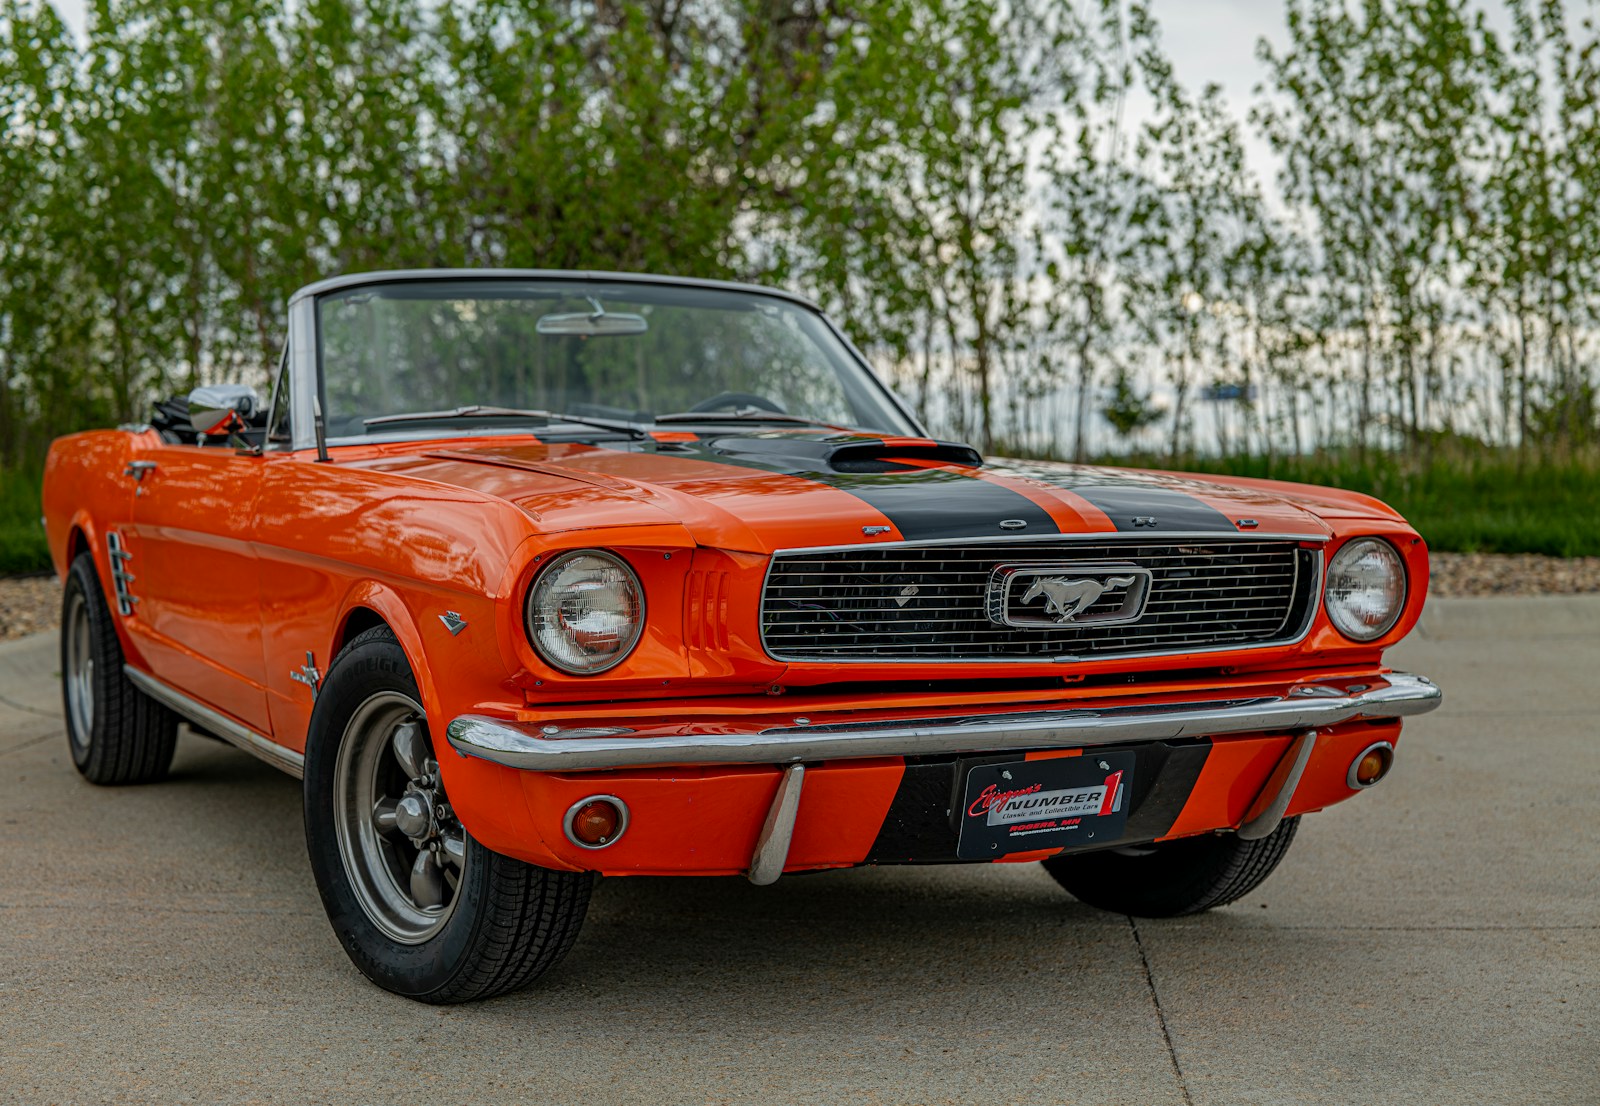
[1020,575,1138,623]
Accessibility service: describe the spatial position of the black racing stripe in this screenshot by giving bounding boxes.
[825,471,1058,541]
[678,435,1061,541]
[986,459,1238,533]
[864,740,1214,865]
[1071,485,1237,533]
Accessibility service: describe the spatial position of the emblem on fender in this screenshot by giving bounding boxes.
[290,651,322,700]
[984,563,1153,628]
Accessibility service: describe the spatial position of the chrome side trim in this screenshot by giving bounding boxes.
[748,764,806,886]
[1237,729,1318,841]
[124,666,304,779]
[445,673,1442,773]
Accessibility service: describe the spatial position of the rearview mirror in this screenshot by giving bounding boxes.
[536,310,649,337]
[189,384,262,438]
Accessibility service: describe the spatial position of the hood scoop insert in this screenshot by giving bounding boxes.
[707,435,983,474]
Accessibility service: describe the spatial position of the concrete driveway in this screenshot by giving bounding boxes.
[1,597,1594,1105]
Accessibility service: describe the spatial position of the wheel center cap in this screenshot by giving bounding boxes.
[394,792,433,840]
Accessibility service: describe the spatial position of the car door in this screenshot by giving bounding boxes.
[124,440,271,733]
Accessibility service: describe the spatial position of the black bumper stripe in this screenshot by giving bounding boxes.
[865,740,1213,865]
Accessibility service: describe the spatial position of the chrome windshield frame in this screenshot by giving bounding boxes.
[284,268,928,454]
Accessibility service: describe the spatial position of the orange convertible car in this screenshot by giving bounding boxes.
[44,270,1440,1002]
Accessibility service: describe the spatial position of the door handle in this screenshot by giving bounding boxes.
[124,460,157,481]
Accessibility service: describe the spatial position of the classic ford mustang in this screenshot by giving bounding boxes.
[43,269,1440,1002]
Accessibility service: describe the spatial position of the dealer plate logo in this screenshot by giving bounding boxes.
[984,562,1153,628]
[971,773,1125,826]
[957,752,1136,859]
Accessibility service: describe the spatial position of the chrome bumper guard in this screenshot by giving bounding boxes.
[445,673,1441,774]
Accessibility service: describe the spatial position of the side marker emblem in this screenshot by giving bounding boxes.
[290,651,322,701]
[439,611,468,636]
[106,531,138,615]
[999,519,1027,530]
[862,525,893,536]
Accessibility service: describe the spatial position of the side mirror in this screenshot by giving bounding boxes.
[188,384,262,438]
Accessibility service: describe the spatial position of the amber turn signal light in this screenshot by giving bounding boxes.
[1347,742,1395,790]
[564,796,629,849]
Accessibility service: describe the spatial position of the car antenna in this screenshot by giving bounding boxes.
[312,393,330,463]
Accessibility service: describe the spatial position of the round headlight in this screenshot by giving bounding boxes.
[526,551,644,675]
[1323,538,1406,641]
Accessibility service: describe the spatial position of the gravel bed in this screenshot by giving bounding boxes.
[0,574,58,642]
[3,553,1597,641]
[1427,552,1600,598]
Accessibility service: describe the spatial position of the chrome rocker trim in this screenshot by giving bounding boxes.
[125,666,306,779]
[446,673,1441,773]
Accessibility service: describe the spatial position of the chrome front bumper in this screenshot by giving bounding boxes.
[445,673,1441,773]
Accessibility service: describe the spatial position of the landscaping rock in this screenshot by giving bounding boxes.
[0,574,58,641]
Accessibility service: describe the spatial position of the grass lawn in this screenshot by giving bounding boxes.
[1155,449,1600,558]
[2,448,1596,575]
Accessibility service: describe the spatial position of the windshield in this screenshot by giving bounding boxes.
[314,279,917,440]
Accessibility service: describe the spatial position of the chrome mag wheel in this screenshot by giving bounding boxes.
[63,584,95,750]
[332,691,467,943]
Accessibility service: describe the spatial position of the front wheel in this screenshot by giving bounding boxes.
[1041,817,1300,918]
[303,625,593,1003]
[60,551,178,785]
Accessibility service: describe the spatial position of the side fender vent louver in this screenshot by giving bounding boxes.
[684,569,731,652]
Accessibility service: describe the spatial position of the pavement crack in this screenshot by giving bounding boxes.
[0,690,57,719]
[0,732,56,758]
[1130,915,1194,1106]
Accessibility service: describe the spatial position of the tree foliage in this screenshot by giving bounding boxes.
[2,0,1599,466]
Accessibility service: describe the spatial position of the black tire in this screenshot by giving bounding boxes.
[303,624,593,1003]
[1041,817,1301,918]
[60,551,179,785]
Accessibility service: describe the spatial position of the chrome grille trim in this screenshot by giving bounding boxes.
[759,537,1322,663]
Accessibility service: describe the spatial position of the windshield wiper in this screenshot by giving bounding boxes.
[364,406,648,437]
[654,411,845,428]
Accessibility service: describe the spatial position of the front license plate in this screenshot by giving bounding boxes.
[956,751,1135,859]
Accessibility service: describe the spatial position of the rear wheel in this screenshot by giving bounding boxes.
[1041,817,1300,918]
[303,625,593,1003]
[60,552,178,785]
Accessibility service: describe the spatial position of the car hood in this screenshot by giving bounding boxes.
[351,432,1356,553]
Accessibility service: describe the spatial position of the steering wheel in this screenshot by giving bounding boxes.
[686,391,787,414]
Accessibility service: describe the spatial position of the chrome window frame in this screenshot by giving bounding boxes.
[263,340,293,449]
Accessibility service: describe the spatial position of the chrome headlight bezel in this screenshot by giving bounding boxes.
[1323,537,1407,642]
[525,550,646,676]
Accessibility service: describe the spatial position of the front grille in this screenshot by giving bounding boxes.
[760,539,1318,661]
